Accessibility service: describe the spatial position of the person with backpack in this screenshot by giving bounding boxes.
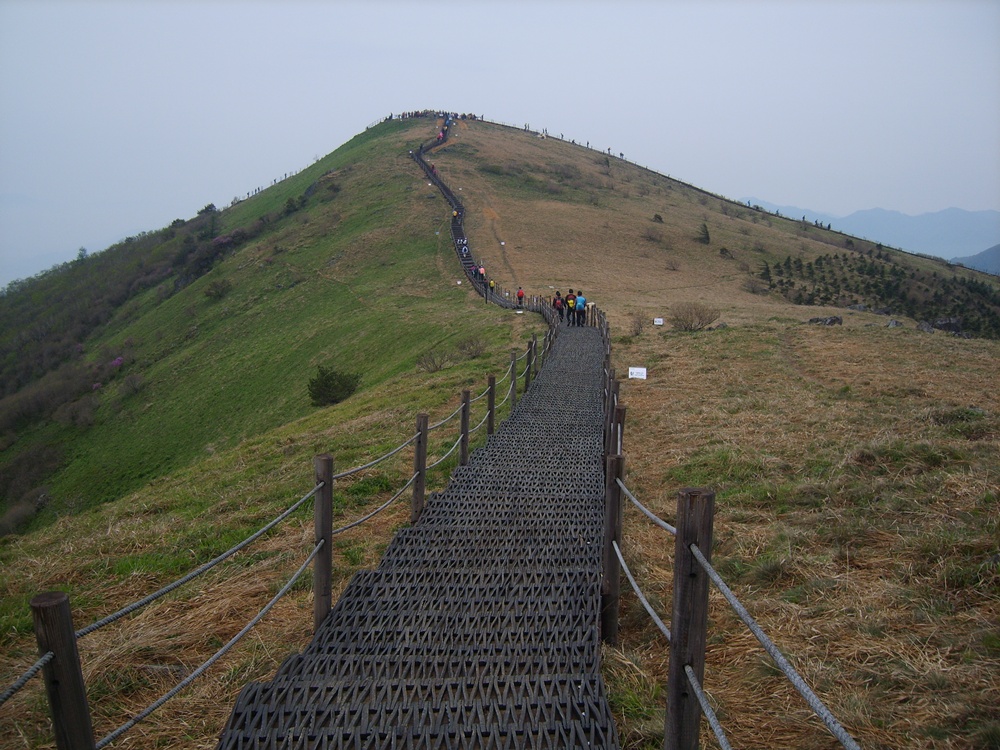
[574,290,587,326]
[516,287,525,308]
[565,289,577,326]
[488,278,495,303]
[552,291,564,322]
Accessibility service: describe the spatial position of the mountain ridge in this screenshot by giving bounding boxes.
[743,197,1000,260]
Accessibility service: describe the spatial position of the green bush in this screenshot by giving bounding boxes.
[307,365,360,406]
[204,279,232,300]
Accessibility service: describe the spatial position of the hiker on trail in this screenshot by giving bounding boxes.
[574,290,587,326]
[553,291,565,322]
[488,278,495,303]
[516,287,525,308]
[565,289,577,326]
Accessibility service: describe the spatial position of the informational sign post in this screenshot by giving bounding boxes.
[653,318,664,326]
[628,367,647,380]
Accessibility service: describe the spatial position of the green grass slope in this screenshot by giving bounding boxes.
[1,118,539,524]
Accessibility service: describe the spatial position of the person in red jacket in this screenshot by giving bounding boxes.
[516,287,525,308]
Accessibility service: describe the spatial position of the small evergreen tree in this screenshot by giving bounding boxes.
[308,365,360,406]
[697,223,710,244]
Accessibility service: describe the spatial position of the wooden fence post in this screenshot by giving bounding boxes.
[30,592,95,750]
[313,454,334,631]
[509,349,518,410]
[412,413,428,523]
[614,403,627,457]
[604,376,619,459]
[487,375,496,436]
[664,488,716,750]
[460,389,471,466]
[601,454,625,645]
[523,341,532,393]
[531,334,539,377]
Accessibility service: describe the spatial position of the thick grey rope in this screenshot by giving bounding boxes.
[689,543,861,750]
[0,651,54,706]
[331,432,418,479]
[75,482,323,639]
[427,433,463,470]
[331,472,417,536]
[613,540,671,641]
[684,665,734,750]
[469,408,491,434]
[617,478,677,535]
[429,402,464,431]
[94,540,324,748]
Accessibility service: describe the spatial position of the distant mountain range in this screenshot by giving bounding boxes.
[951,244,1000,275]
[743,199,1000,271]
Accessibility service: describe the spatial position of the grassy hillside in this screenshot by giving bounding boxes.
[2,116,998,749]
[0,118,540,524]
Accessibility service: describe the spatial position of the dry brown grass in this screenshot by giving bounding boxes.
[435,122,1000,747]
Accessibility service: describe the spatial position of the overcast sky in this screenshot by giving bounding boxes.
[2,0,998,288]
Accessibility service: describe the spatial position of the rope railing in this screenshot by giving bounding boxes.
[688,542,862,750]
[429,402,465,431]
[611,538,731,750]
[330,432,419,480]
[617,477,676,535]
[469,407,491,434]
[0,652,53,707]
[94,539,325,749]
[427,432,463,471]
[684,664,733,750]
[469,382,491,403]
[496,385,512,410]
[330,472,418,537]
[76,482,324,640]
[607,474,862,750]
[612,540,670,641]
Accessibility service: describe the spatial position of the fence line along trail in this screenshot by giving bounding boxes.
[215,325,620,748]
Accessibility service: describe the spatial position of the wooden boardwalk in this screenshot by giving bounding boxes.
[216,325,620,748]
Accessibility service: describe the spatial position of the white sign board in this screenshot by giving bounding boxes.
[628,367,647,380]
[653,318,664,326]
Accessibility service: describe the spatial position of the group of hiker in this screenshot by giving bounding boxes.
[551,289,588,326]
[476,272,589,326]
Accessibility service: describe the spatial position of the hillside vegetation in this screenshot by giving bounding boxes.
[2,116,998,749]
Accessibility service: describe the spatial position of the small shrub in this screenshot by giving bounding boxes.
[742,277,769,295]
[120,374,145,396]
[456,337,487,359]
[204,279,232,300]
[307,365,360,406]
[643,227,664,244]
[416,350,450,373]
[652,213,663,223]
[670,302,720,331]
[628,313,645,337]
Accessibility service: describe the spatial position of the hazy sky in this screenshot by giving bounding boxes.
[2,0,998,288]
